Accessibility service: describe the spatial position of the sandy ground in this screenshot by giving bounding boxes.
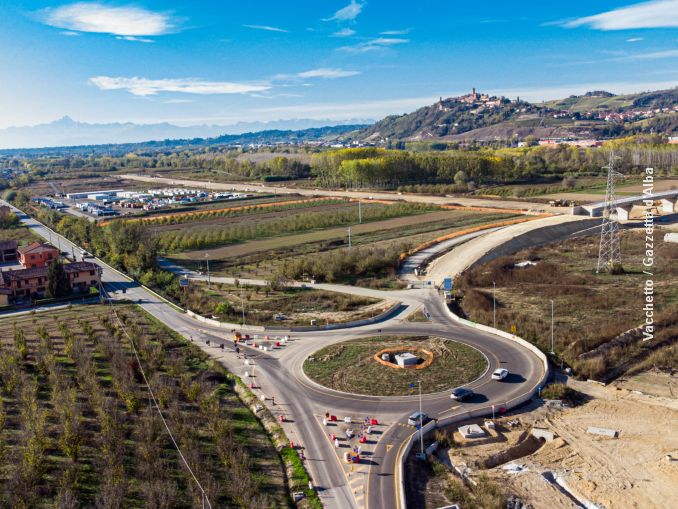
[414,371,678,509]
[481,372,678,509]
[425,215,588,283]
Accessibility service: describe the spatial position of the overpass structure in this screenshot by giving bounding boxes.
[573,189,678,220]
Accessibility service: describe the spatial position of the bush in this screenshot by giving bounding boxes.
[540,383,585,406]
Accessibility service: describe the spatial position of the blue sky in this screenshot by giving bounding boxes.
[0,0,677,128]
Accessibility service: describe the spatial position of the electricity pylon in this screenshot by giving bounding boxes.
[596,152,623,273]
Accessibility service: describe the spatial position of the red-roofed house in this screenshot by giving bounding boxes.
[0,261,101,302]
[18,242,59,269]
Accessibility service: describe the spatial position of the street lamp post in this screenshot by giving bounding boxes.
[205,253,210,289]
[240,287,246,327]
[550,299,555,355]
[418,380,424,455]
[492,281,496,329]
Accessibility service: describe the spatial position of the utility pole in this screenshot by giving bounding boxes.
[492,281,496,329]
[418,380,424,455]
[348,227,352,250]
[550,299,555,355]
[205,253,210,288]
[240,287,246,327]
[358,200,362,224]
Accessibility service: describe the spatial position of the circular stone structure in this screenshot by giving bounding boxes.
[303,336,488,396]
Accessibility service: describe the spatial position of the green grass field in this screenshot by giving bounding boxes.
[303,336,487,396]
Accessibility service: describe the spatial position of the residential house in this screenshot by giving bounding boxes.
[18,242,59,269]
[0,261,101,301]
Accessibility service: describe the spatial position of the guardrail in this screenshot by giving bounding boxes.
[395,301,550,509]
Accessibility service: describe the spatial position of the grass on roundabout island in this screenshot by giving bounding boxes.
[303,336,487,396]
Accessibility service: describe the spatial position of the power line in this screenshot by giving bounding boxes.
[596,152,623,273]
[99,281,213,508]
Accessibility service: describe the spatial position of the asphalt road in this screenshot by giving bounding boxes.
[2,199,546,509]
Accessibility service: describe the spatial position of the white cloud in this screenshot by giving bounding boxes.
[89,76,271,96]
[323,0,365,22]
[296,68,360,79]
[338,37,409,53]
[380,29,410,35]
[565,0,678,30]
[59,30,80,36]
[626,37,644,42]
[619,48,678,60]
[333,28,356,37]
[41,2,173,36]
[242,24,288,33]
[116,35,154,43]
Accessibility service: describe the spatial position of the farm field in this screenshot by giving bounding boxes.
[172,281,385,326]
[457,230,678,381]
[153,199,437,252]
[169,209,518,283]
[0,304,289,508]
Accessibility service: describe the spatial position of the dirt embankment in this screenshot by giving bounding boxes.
[490,373,678,509]
[406,371,678,509]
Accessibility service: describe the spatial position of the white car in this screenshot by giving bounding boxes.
[492,368,509,381]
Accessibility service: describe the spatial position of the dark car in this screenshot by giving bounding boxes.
[450,387,474,401]
[407,411,431,427]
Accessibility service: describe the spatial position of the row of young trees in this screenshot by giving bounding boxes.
[157,202,431,252]
[0,309,286,507]
[137,198,342,227]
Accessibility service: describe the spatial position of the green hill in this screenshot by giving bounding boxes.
[354,87,678,142]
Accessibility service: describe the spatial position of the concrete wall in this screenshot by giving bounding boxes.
[473,218,601,268]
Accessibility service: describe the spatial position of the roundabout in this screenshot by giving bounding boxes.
[303,335,488,396]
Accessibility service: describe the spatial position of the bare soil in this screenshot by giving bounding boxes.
[407,372,678,509]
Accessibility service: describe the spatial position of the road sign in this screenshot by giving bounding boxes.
[443,277,453,291]
[408,382,416,389]
[510,324,517,334]
[179,278,189,287]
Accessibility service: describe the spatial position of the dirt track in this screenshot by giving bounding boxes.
[122,174,561,213]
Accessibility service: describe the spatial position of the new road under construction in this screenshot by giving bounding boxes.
[2,178,676,509]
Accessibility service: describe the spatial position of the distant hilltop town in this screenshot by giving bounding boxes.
[437,88,510,112]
